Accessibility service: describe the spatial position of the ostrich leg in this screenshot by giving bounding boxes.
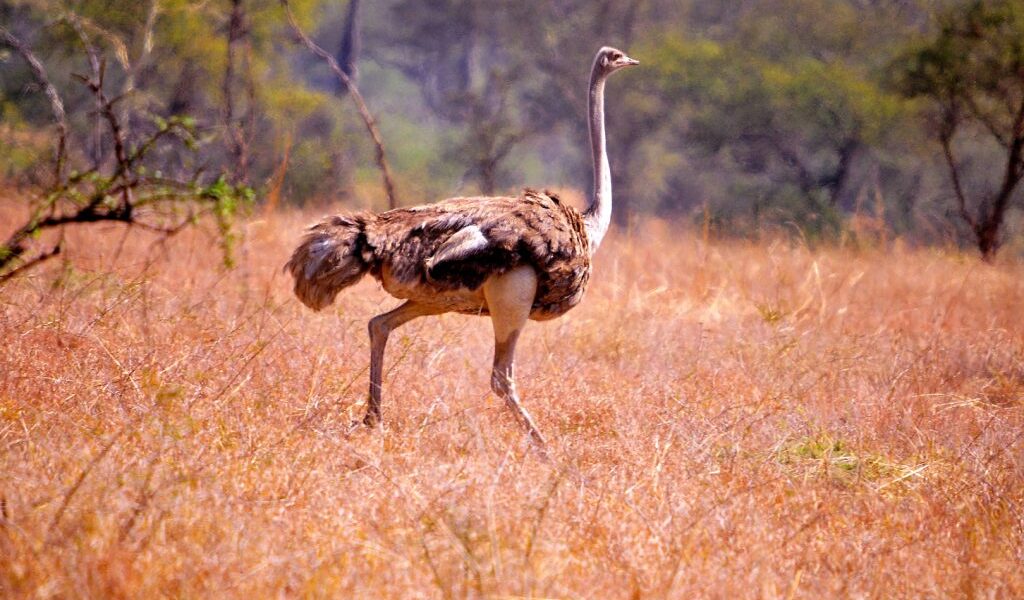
[483,266,547,446]
[366,301,442,426]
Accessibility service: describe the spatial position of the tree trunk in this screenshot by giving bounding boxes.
[974,117,1024,261]
[223,0,250,183]
[335,0,361,95]
[831,139,863,211]
[974,176,1021,262]
[976,221,1001,261]
[479,157,496,195]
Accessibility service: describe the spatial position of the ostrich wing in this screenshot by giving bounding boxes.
[426,225,490,272]
[423,223,511,289]
[366,190,590,315]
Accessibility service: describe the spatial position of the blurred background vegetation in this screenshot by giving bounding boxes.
[2,0,1023,256]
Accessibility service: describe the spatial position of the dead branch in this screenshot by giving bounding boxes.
[76,63,136,212]
[0,12,252,285]
[62,14,105,167]
[0,26,69,185]
[0,241,62,285]
[0,58,250,282]
[119,0,160,123]
[280,0,398,209]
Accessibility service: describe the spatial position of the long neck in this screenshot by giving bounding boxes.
[584,62,611,252]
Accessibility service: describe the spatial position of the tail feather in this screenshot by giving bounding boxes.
[285,213,374,311]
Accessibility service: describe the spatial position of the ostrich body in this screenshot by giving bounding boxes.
[286,47,638,445]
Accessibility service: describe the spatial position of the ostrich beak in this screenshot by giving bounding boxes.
[624,56,640,66]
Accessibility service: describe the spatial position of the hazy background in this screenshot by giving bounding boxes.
[1,0,1021,249]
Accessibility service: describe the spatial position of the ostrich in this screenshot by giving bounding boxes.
[285,47,639,445]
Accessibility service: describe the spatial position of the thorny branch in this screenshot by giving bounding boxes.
[0,18,252,283]
[279,0,398,209]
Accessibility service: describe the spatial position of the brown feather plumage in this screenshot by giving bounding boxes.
[285,189,590,319]
[284,212,375,311]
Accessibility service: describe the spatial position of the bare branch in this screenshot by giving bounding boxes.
[939,114,978,232]
[128,122,188,165]
[120,1,159,101]
[65,14,132,201]
[62,13,106,167]
[1,17,252,283]
[61,13,102,76]
[986,95,1024,230]
[0,26,69,184]
[963,93,1011,148]
[0,242,62,286]
[280,0,399,209]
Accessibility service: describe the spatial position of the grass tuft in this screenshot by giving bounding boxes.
[1,199,1022,597]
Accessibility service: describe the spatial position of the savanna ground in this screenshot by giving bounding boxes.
[1,194,1022,598]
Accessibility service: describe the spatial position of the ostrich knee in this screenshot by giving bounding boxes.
[368,314,390,345]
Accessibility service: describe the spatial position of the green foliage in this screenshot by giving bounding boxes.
[895,0,1024,105]
[202,176,255,269]
[635,31,911,236]
[892,0,1024,152]
[0,96,254,278]
[776,433,922,488]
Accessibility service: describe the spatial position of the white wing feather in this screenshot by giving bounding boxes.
[425,225,490,270]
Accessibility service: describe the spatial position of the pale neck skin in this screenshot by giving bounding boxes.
[584,58,612,253]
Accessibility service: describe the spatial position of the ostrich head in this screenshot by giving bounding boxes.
[595,46,640,75]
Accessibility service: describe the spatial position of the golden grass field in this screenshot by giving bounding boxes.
[1,198,1023,598]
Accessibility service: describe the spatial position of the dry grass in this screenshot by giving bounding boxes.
[1,199,1022,598]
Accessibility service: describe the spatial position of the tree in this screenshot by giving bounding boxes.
[280,0,398,208]
[634,33,906,234]
[896,0,1024,260]
[0,19,252,282]
[372,0,535,195]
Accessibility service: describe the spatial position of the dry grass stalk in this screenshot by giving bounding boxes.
[1,199,1022,597]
